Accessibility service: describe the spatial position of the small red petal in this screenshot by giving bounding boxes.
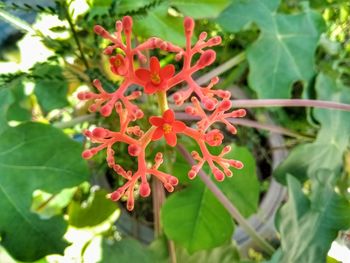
[135,68,150,81]
[152,127,164,141]
[149,116,164,126]
[160,64,175,80]
[172,121,186,132]
[150,56,160,72]
[165,132,177,147]
[144,82,159,94]
[163,109,175,123]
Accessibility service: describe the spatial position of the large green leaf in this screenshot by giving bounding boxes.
[5,77,31,122]
[276,172,350,262]
[217,0,325,98]
[0,88,13,134]
[171,0,230,19]
[32,63,69,113]
[174,143,259,217]
[274,73,350,183]
[68,189,119,228]
[0,122,89,261]
[133,4,187,46]
[161,181,234,253]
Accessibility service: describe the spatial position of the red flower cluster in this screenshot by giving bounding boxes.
[78,16,246,210]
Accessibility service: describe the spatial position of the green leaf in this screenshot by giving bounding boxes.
[88,0,113,20]
[216,145,259,217]
[115,0,154,15]
[274,73,350,183]
[5,77,31,122]
[217,0,325,98]
[150,236,241,263]
[31,188,76,219]
[161,181,234,253]
[276,171,350,262]
[171,0,230,19]
[99,238,154,263]
[0,88,14,134]
[32,63,69,113]
[68,189,119,228]
[174,143,259,217]
[0,122,89,261]
[133,4,187,46]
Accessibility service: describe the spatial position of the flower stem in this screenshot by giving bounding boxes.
[157,91,169,112]
[177,144,276,256]
[232,99,350,111]
[152,90,168,236]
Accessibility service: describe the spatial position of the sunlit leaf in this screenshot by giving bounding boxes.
[32,63,69,113]
[0,123,89,261]
[68,189,119,228]
[133,4,187,46]
[171,0,230,19]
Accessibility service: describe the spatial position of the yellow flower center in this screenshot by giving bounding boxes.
[213,134,221,141]
[150,73,161,84]
[115,58,122,67]
[163,124,172,134]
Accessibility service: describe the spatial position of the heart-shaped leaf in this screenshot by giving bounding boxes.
[217,0,325,98]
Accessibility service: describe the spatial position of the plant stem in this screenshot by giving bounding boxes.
[232,99,350,111]
[175,112,313,140]
[53,114,96,128]
[62,4,90,71]
[0,8,36,34]
[195,52,246,85]
[177,144,276,256]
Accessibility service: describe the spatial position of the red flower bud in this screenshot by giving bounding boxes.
[128,144,141,156]
[198,50,216,68]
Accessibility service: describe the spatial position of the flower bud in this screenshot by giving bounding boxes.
[184,17,195,35]
[128,144,141,156]
[218,100,232,112]
[122,16,133,32]
[92,127,109,138]
[139,183,151,197]
[100,104,112,116]
[197,50,216,68]
[82,150,93,159]
[213,168,224,181]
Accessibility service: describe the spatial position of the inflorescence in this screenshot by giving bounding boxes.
[78,16,246,211]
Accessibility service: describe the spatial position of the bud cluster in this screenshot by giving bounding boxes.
[78,16,246,210]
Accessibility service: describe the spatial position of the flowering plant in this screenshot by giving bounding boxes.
[79,16,246,211]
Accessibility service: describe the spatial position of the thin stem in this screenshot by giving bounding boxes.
[53,114,96,128]
[195,52,246,85]
[157,91,169,113]
[232,99,350,111]
[0,8,36,34]
[62,4,90,71]
[177,144,275,256]
[175,112,313,140]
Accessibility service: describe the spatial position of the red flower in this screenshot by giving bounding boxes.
[110,54,128,75]
[135,57,175,94]
[204,129,224,146]
[149,109,186,147]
